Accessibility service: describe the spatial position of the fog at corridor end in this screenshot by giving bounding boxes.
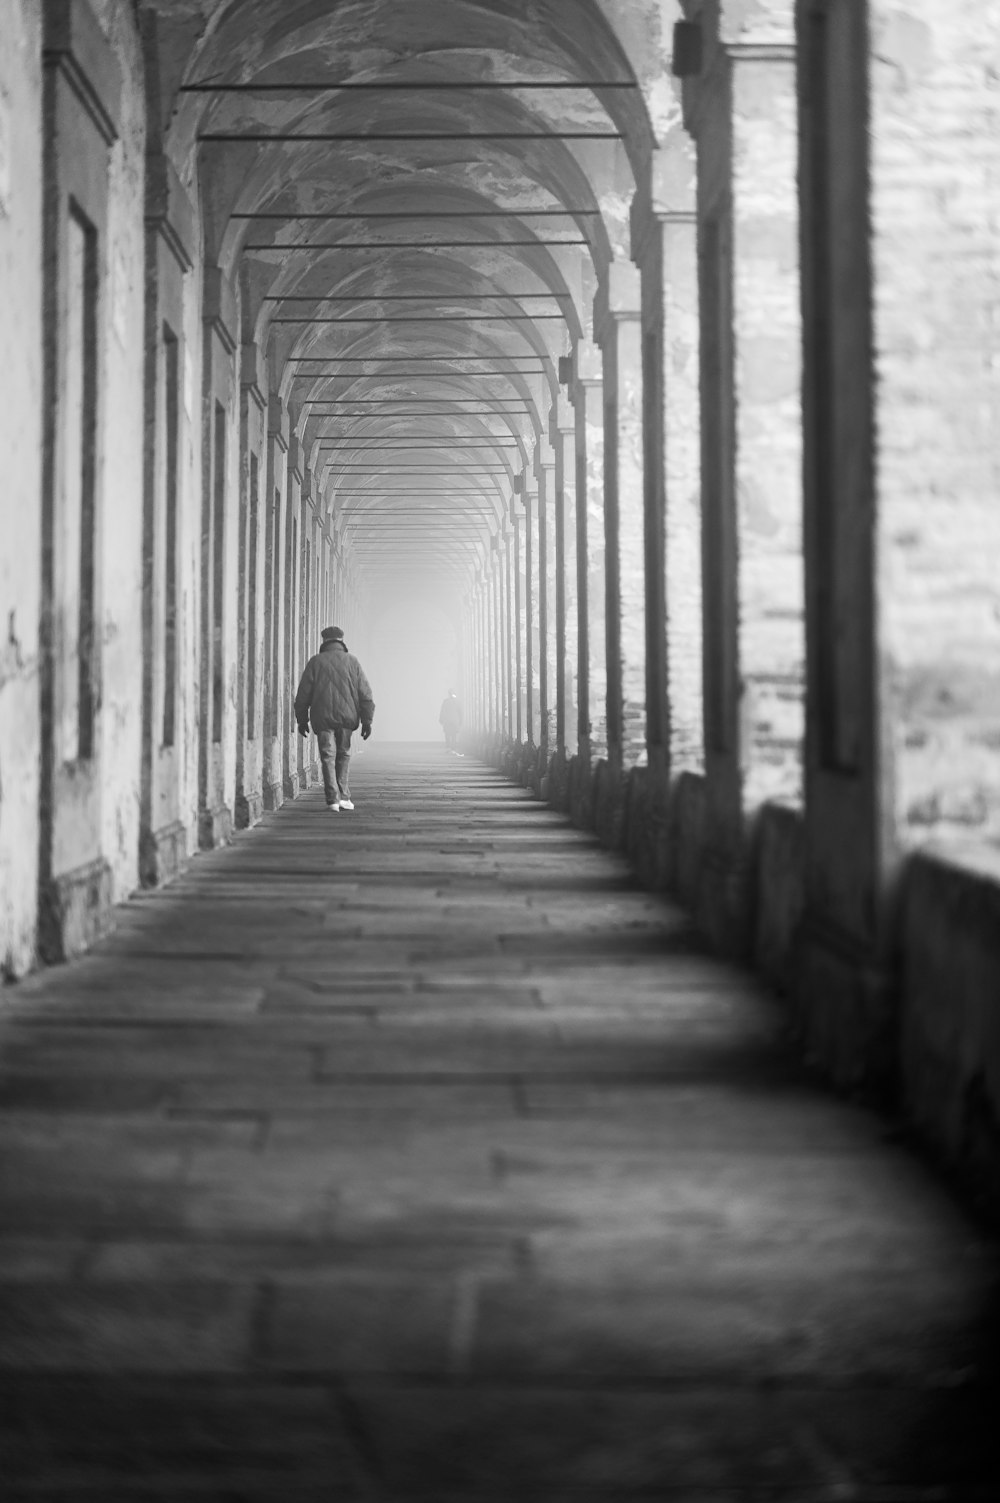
[358,595,461,743]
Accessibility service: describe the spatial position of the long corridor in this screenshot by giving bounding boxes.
[0,746,996,1499]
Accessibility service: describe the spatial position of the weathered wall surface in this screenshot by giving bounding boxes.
[95,0,147,906]
[900,847,1000,1205]
[0,0,43,977]
[871,0,1000,848]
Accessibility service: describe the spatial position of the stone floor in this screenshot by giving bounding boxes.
[0,744,997,1500]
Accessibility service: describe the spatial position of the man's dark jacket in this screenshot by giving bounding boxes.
[294,640,375,734]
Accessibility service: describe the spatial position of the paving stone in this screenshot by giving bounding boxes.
[0,745,996,1496]
[0,1377,372,1497]
[0,1282,255,1371]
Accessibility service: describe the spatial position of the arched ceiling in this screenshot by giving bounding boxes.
[141,0,682,604]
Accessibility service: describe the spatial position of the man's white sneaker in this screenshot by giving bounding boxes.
[339,799,355,811]
[327,802,341,813]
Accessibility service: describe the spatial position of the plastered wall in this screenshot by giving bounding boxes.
[0,0,44,977]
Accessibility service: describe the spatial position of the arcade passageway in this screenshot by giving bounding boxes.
[2,0,1000,1492]
[2,745,998,1498]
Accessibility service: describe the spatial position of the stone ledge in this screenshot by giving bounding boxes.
[234,792,264,831]
[139,818,189,889]
[900,845,1000,1212]
[38,855,114,965]
[197,803,232,853]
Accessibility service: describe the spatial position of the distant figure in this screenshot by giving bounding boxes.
[294,626,375,813]
[439,689,462,752]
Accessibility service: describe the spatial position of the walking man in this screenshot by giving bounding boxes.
[294,626,375,812]
[439,688,462,752]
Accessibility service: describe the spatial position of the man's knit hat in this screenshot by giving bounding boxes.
[321,626,345,643]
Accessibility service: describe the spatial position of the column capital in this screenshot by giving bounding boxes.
[202,266,237,355]
[518,467,538,502]
[548,396,575,438]
[267,393,289,452]
[677,6,794,137]
[240,342,267,410]
[146,153,196,272]
[630,139,697,263]
[533,438,556,482]
[572,338,604,395]
[288,434,304,483]
[593,260,641,345]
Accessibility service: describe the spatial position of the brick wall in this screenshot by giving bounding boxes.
[870,0,1000,848]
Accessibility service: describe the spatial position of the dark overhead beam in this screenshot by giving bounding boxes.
[317,436,520,441]
[246,238,587,249]
[200,131,619,141]
[265,292,569,301]
[317,438,523,444]
[314,411,528,417]
[311,408,528,415]
[182,80,637,92]
[234,209,601,219]
[327,456,511,462]
[328,491,502,496]
[289,356,548,364]
[329,462,508,468]
[307,397,529,404]
[292,371,543,379]
[346,516,496,521]
[326,466,510,472]
[273,315,566,323]
[347,523,496,529]
[339,510,498,515]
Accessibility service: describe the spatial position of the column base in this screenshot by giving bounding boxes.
[792,916,896,1101]
[263,779,284,811]
[546,749,571,812]
[38,856,114,964]
[569,751,598,830]
[139,818,189,888]
[593,753,627,851]
[234,792,264,831]
[630,758,672,891]
[693,837,752,960]
[298,762,322,790]
[198,802,232,852]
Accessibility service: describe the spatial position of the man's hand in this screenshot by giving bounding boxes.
[361,723,372,741]
[297,723,309,739]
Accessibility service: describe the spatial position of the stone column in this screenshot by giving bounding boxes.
[535,440,558,763]
[463,588,474,735]
[683,3,803,947]
[513,503,525,743]
[478,565,490,733]
[550,399,578,759]
[503,513,517,740]
[794,0,1000,1090]
[477,567,487,737]
[328,526,339,625]
[469,579,479,734]
[139,157,196,885]
[523,476,541,745]
[594,262,646,777]
[263,393,288,812]
[492,535,507,738]
[631,139,704,785]
[485,559,497,737]
[573,343,606,760]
